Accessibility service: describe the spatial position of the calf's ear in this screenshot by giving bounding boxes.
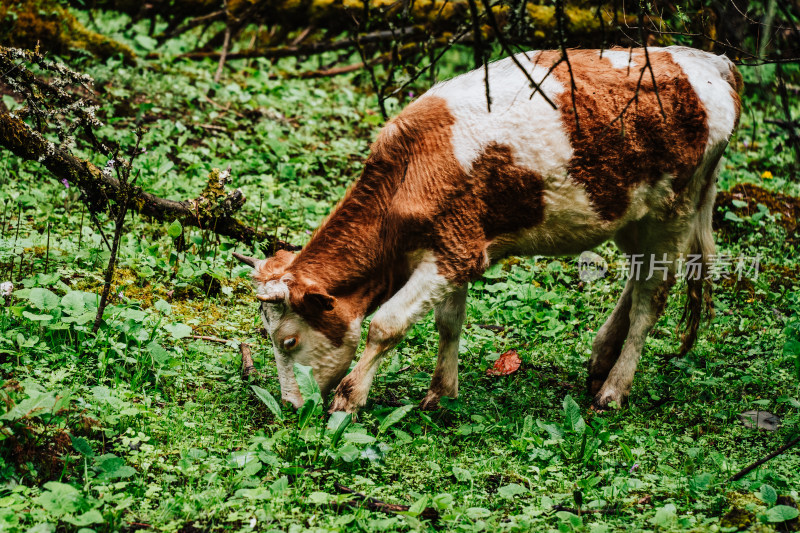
[304,288,336,312]
[290,283,336,314]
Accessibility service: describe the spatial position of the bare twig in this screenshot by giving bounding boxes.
[466,0,490,113]
[93,138,142,333]
[241,342,260,379]
[478,0,557,110]
[728,434,800,482]
[333,482,440,522]
[214,1,231,83]
[555,0,580,135]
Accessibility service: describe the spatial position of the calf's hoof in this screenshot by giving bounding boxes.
[419,391,443,411]
[591,386,626,412]
[328,380,364,414]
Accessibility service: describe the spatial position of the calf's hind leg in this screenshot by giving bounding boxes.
[420,284,467,410]
[593,250,677,410]
[587,280,633,396]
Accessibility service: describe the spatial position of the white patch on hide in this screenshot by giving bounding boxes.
[601,49,637,69]
[666,46,738,153]
[426,52,574,179]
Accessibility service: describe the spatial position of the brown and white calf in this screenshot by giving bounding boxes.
[236,47,741,413]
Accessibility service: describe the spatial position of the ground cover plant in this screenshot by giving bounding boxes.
[1,5,800,533]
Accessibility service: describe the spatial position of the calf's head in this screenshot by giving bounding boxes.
[234,251,361,408]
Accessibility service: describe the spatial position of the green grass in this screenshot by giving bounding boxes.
[1,12,799,533]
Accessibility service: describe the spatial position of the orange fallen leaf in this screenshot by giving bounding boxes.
[486,349,522,376]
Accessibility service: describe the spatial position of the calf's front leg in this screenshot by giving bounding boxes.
[329,254,456,413]
[420,284,467,410]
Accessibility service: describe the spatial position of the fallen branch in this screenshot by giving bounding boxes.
[551,504,619,515]
[728,433,800,482]
[765,118,800,129]
[188,335,261,379]
[333,482,440,522]
[240,342,260,379]
[0,110,295,249]
[178,27,422,61]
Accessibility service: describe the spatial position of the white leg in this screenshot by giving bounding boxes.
[329,253,457,413]
[421,284,467,410]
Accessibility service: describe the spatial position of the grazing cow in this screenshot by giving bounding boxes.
[235,47,741,413]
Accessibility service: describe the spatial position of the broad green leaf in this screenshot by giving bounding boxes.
[293,363,321,404]
[134,34,158,51]
[28,288,60,310]
[766,505,800,522]
[1,391,57,421]
[22,311,54,322]
[36,482,83,516]
[563,395,585,434]
[497,483,528,499]
[433,493,454,509]
[60,292,86,315]
[167,220,183,239]
[309,492,332,504]
[64,509,104,526]
[344,432,376,444]
[650,503,677,526]
[327,411,352,447]
[95,454,135,479]
[154,299,172,315]
[452,466,473,482]
[466,507,491,519]
[251,385,284,421]
[378,404,415,434]
[760,484,778,507]
[337,443,360,462]
[164,322,192,340]
[147,342,172,366]
[297,398,319,430]
[407,495,429,517]
[70,435,94,457]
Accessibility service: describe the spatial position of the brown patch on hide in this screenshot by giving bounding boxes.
[287,95,546,310]
[533,49,709,220]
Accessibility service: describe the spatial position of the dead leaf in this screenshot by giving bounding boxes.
[739,410,781,431]
[637,495,652,505]
[486,349,522,376]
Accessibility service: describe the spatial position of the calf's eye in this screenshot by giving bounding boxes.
[283,337,297,350]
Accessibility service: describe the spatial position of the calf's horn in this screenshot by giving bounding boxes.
[232,252,259,267]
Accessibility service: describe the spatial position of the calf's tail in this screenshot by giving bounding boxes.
[678,160,719,357]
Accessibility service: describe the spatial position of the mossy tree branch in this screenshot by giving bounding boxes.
[0,110,295,251]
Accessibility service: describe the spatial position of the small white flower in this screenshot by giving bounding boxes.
[1,281,13,297]
[249,517,257,528]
